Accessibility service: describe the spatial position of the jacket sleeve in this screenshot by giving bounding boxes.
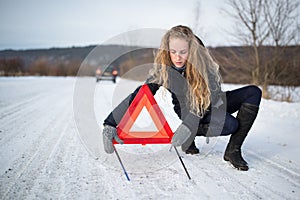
[207,69,225,108]
[103,83,160,127]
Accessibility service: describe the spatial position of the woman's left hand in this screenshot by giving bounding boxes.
[171,123,192,146]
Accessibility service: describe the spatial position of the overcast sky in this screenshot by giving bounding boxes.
[0,0,235,50]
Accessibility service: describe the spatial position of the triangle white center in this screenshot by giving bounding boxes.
[129,106,158,132]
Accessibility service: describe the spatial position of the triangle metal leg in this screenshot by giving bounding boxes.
[174,146,191,180]
[113,145,130,181]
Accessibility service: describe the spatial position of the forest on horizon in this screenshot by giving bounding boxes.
[0,44,299,87]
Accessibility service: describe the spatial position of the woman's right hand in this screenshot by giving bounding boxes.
[102,125,123,154]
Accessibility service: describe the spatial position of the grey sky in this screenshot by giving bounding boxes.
[0,0,234,50]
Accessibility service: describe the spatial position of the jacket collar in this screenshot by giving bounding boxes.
[171,65,186,75]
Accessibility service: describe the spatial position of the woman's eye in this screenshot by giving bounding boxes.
[180,51,187,54]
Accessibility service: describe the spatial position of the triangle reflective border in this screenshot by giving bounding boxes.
[115,84,173,145]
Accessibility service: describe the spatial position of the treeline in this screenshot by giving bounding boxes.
[0,57,81,76]
[0,45,95,76]
[0,45,299,86]
[211,45,300,86]
[108,45,300,86]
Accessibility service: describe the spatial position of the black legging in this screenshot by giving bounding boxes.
[104,84,262,137]
[199,85,262,136]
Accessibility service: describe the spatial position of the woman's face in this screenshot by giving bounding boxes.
[169,38,189,68]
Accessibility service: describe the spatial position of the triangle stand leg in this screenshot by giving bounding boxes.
[174,146,191,180]
[113,145,130,181]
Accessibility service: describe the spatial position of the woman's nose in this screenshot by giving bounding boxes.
[175,53,181,59]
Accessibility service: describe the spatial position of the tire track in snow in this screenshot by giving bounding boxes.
[0,93,45,121]
[243,149,300,199]
[246,149,300,188]
[0,81,62,126]
[185,147,299,200]
[1,109,70,198]
[0,88,71,171]
[183,151,254,199]
[0,93,57,147]
[25,116,72,199]
[0,94,62,176]
[215,158,282,199]
[196,137,300,199]
[0,91,73,199]
[1,116,71,199]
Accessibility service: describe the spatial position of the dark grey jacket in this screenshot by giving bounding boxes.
[104,66,225,137]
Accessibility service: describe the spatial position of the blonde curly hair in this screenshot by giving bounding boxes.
[149,25,222,117]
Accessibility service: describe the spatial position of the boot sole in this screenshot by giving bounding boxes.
[185,151,200,155]
[224,156,249,171]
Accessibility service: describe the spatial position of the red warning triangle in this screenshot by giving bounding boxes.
[115,84,174,145]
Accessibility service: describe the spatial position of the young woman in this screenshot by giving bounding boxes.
[102,25,262,171]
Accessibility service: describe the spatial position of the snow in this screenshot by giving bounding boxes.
[0,76,300,199]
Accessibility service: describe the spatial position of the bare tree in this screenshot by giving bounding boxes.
[264,0,300,46]
[262,0,300,98]
[226,0,270,86]
[224,0,300,99]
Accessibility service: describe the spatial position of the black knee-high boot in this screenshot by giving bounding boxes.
[185,141,199,154]
[184,124,209,155]
[224,103,259,171]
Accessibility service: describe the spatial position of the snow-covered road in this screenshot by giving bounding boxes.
[0,77,299,199]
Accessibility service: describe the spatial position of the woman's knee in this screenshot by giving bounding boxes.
[245,85,262,106]
[247,85,262,98]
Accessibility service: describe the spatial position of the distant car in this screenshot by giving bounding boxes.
[96,67,118,83]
